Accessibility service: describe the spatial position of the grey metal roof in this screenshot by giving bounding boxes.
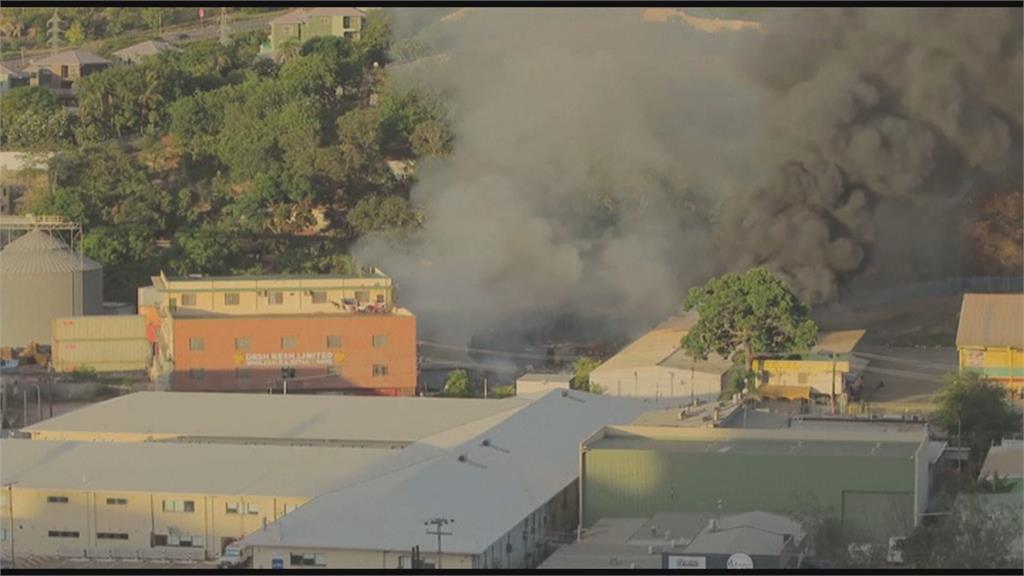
[0,230,101,274]
[28,49,111,67]
[241,391,651,554]
[27,391,530,444]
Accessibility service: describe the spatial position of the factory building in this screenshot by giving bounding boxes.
[956,293,1024,396]
[0,222,102,347]
[578,426,928,543]
[751,330,867,405]
[140,270,417,395]
[589,314,733,401]
[5,390,648,568]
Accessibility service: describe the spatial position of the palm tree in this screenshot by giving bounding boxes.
[277,37,302,63]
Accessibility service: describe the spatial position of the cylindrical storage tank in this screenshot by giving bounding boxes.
[0,230,103,346]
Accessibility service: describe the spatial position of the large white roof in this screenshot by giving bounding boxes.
[0,439,393,497]
[242,390,651,554]
[26,391,530,445]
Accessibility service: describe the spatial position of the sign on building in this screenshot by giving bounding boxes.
[235,352,342,367]
[663,554,706,569]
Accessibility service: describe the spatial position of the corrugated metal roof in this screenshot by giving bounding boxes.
[956,293,1024,348]
[812,330,865,354]
[0,230,101,274]
[26,391,529,444]
[980,440,1023,480]
[28,49,111,67]
[0,439,391,497]
[241,390,651,554]
[591,313,696,374]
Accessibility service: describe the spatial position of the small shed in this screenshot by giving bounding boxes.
[516,373,573,395]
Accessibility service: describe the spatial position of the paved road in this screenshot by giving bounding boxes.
[855,345,956,405]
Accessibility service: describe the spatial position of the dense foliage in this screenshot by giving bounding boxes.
[932,371,1020,473]
[3,14,453,302]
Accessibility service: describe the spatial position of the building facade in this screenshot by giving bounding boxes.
[25,50,111,100]
[579,426,928,543]
[266,8,366,55]
[144,271,417,395]
[956,293,1024,396]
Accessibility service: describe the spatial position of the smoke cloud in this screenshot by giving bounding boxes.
[357,8,1022,347]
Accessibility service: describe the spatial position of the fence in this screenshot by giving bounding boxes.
[846,276,1023,310]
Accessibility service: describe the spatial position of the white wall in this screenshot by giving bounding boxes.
[591,366,724,399]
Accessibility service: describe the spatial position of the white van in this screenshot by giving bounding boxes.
[217,542,252,569]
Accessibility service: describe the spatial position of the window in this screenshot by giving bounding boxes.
[355,290,369,303]
[224,292,240,306]
[106,498,127,506]
[269,292,284,305]
[327,366,341,376]
[343,16,351,27]
[189,369,205,381]
[372,364,389,377]
[373,334,388,348]
[311,291,327,304]
[47,496,69,504]
[225,502,240,515]
[235,368,250,380]
[344,31,355,39]
[376,293,385,304]
[244,503,260,515]
[162,499,195,513]
[0,528,7,542]
[326,335,342,349]
[235,336,251,350]
[290,553,327,567]
[169,297,178,310]
[60,65,69,78]
[97,532,129,540]
[48,530,79,538]
[189,338,205,351]
[181,294,197,306]
[281,336,298,350]
[153,534,168,546]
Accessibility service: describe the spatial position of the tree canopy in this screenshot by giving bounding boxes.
[932,371,1020,473]
[442,369,472,397]
[681,268,818,379]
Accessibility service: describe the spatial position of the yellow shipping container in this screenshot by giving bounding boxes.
[53,315,146,341]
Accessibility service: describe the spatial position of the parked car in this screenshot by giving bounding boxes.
[217,542,252,569]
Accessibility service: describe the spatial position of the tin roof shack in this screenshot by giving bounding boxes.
[956,293,1024,396]
[579,426,928,544]
[751,330,867,407]
[589,314,733,401]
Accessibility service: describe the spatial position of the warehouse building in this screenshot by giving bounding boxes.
[0,223,102,347]
[589,314,733,401]
[51,316,151,373]
[578,426,928,543]
[516,373,573,395]
[140,270,417,395]
[7,390,649,567]
[956,293,1024,396]
[240,391,651,569]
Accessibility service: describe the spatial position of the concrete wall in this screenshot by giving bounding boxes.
[252,545,475,569]
[1,486,306,561]
[582,448,918,541]
[166,314,416,394]
[590,366,725,399]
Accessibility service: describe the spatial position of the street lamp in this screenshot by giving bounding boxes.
[4,481,16,568]
[424,516,454,569]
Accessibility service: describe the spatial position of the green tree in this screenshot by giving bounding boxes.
[65,20,85,44]
[410,118,453,158]
[572,357,602,393]
[681,267,818,389]
[932,371,1019,473]
[356,8,392,68]
[347,195,419,236]
[901,495,1023,568]
[0,86,75,150]
[378,82,449,157]
[443,369,472,397]
[492,385,516,398]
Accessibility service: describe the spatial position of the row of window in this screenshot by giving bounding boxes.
[291,553,327,567]
[225,502,260,515]
[189,334,388,352]
[47,496,293,515]
[190,364,388,381]
[176,290,384,307]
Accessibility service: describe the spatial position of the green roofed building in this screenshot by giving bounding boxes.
[579,426,928,543]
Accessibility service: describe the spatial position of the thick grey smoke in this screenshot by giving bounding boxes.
[357,8,1022,347]
[722,8,1022,302]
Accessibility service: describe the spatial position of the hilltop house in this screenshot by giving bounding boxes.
[25,49,111,100]
[263,8,366,57]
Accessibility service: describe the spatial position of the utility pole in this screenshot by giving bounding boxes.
[830,351,837,415]
[6,482,16,568]
[690,366,695,406]
[669,372,675,398]
[424,516,454,570]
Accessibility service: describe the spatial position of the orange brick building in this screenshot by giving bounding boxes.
[141,271,417,395]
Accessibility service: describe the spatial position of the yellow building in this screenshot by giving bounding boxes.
[751,330,867,402]
[956,293,1024,396]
